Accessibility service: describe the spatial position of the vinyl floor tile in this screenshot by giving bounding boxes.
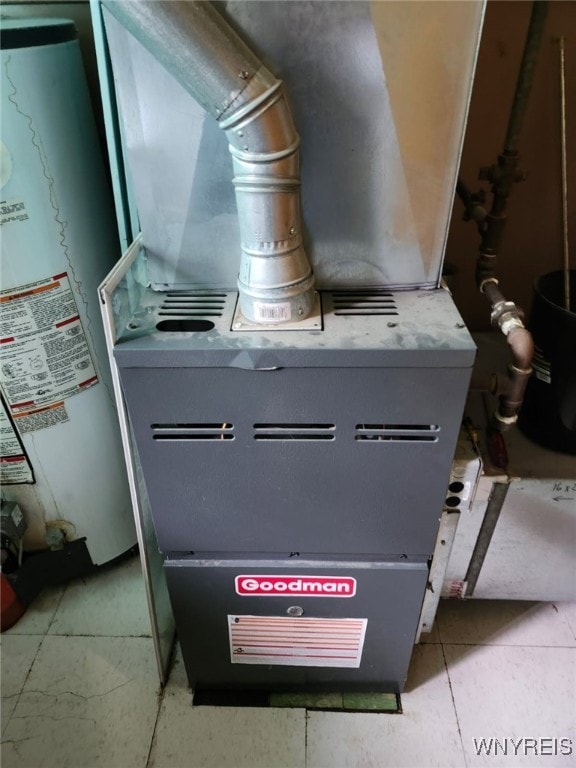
[444,643,576,767]
[436,599,576,647]
[148,648,306,768]
[48,556,151,638]
[1,635,159,768]
[3,586,64,636]
[3,575,576,768]
[0,635,43,736]
[306,644,466,768]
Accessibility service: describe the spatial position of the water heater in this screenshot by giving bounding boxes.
[0,18,136,566]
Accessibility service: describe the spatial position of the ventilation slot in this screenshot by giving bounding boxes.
[254,424,335,441]
[152,423,234,441]
[158,292,227,318]
[331,291,398,316]
[355,424,439,442]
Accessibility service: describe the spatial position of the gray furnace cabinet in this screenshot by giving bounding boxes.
[114,288,475,693]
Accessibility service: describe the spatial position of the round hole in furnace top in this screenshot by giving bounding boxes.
[445,496,461,508]
[156,319,215,333]
[449,481,465,493]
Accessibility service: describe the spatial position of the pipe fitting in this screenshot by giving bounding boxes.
[490,301,524,334]
[492,326,534,430]
[478,278,534,430]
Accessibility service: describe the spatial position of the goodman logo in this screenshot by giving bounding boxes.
[235,575,357,597]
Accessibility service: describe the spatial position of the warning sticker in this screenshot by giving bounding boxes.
[0,197,29,227]
[0,273,98,422]
[12,401,69,434]
[228,615,367,668]
[0,397,34,483]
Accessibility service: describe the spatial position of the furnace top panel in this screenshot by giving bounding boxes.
[113,284,476,370]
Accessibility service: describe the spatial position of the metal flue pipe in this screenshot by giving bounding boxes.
[102,0,315,324]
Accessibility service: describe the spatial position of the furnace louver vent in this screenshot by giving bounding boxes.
[158,292,227,318]
[331,291,398,316]
[355,424,439,442]
[254,424,335,441]
[151,423,234,441]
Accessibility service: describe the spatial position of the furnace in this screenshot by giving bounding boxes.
[112,276,473,693]
[97,0,483,696]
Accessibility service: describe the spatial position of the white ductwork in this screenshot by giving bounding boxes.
[102,0,315,324]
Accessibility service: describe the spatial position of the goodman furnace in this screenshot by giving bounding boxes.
[112,284,474,693]
[98,0,482,695]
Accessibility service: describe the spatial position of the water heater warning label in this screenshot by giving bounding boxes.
[229,615,367,668]
[0,273,98,431]
[0,397,34,484]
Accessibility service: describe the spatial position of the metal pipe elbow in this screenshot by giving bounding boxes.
[220,76,315,323]
[102,0,315,324]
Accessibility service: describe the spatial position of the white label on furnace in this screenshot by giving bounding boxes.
[253,302,292,323]
[0,273,98,425]
[228,615,367,668]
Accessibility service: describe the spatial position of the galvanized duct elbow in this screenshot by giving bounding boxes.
[102,0,315,324]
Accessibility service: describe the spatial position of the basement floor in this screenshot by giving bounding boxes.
[1,554,575,768]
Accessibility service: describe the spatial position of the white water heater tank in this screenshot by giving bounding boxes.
[0,18,136,565]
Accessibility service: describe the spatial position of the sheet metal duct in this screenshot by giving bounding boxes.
[102,0,314,323]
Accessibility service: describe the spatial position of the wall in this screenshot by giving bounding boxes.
[445,0,576,331]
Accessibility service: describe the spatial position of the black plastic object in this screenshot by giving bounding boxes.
[519,270,576,454]
[11,539,95,605]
